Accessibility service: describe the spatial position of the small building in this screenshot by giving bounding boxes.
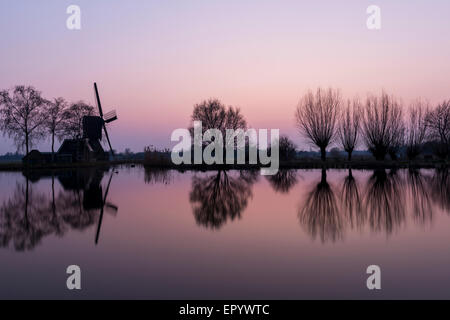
[22,150,53,165]
[57,138,108,163]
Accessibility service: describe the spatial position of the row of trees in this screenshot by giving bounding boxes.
[296,88,450,161]
[0,85,97,158]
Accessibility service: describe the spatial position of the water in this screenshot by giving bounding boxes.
[0,167,449,299]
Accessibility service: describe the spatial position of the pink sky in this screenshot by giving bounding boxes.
[1,0,449,153]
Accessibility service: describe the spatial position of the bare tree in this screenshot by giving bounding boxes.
[295,88,341,161]
[190,98,247,137]
[45,97,68,161]
[338,98,361,161]
[0,86,47,154]
[361,92,404,161]
[278,135,297,161]
[406,99,428,160]
[425,100,450,159]
[61,101,96,139]
[190,98,247,159]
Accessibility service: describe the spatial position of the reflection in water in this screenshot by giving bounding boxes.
[0,168,117,251]
[428,168,450,212]
[266,170,298,194]
[144,168,173,185]
[298,169,343,243]
[189,170,258,229]
[1,167,449,249]
[297,168,450,243]
[341,168,364,230]
[407,169,433,225]
[363,169,406,235]
[0,180,56,251]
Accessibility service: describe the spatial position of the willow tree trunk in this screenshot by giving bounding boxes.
[320,147,326,161]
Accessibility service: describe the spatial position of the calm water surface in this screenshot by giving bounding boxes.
[0,167,449,299]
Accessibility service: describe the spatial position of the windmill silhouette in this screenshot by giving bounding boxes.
[93,82,117,157]
[58,83,118,162]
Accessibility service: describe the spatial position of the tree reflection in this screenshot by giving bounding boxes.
[298,169,344,243]
[363,170,406,235]
[144,168,173,185]
[266,170,298,194]
[0,168,117,251]
[189,170,257,229]
[341,168,364,230]
[407,169,433,225]
[428,168,450,213]
[0,179,56,251]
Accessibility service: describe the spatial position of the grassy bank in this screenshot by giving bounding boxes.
[0,158,448,172]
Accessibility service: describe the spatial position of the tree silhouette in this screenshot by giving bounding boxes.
[338,98,361,161]
[44,97,68,161]
[0,86,47,154]
[190,98,247,142]
[189,170,256,229]
[362,92,404,161]
[298,169,344,243]
[425,100,450,159]
[61,101,96,139]
[405,100,428,160]
[278,135,297,161]
[295,88,341,161]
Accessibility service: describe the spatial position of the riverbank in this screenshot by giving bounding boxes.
[0,159,448,172]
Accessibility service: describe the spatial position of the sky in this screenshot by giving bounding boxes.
[0,0,450,153]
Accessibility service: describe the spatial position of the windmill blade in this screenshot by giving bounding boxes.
[103,110,118,123]
[94,82,104,117]
[95,171,114,245]
[93,82,114,158]
[105,202,119,215]
[103,123,115,158]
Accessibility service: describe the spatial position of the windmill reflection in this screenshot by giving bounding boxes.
[266,170,298,194]
[0,168,118,251]
[298,169,343,243]
[189,170,258,229]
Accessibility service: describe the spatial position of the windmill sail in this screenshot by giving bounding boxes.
[94,82,115,158]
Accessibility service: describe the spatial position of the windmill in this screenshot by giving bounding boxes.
[57,83,118,163]
[90,82,118,158]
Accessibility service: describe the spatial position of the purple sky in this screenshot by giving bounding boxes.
[1,0,450,153]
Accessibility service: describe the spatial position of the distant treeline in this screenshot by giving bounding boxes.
[178,89,450,162]
[295,88,449,161]
[1,85,449,163]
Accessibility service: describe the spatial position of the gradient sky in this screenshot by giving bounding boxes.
[1,0,450,153]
